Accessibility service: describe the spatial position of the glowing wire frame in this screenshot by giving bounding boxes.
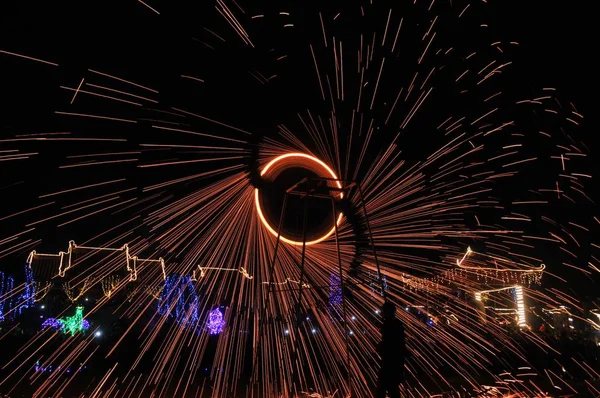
[254,153,344,246]
[207,308,225,335]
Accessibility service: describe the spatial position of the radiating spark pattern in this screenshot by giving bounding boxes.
[0,1,597,397]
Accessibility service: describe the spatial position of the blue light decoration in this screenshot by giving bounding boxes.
[158,274,199,328]
[41,306,90,335]
[0,273,5,322]
[17,264,36,316]
[329,273,342,306]
[207,308,225,335]
[0,272,15,322]
[34,360,87,373]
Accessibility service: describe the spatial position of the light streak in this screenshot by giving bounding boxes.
[0,49,58,66]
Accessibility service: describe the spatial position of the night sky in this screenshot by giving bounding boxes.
[1,0,596,285]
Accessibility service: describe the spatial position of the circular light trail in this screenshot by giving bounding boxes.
[254,152,343,246]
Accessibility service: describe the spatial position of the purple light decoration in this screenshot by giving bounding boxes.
[42,318,62,329]
[207,308,225,335]
[0,272,6,322]
[329,273,342,306]
[41,311,90,334]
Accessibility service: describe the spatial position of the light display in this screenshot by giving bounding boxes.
[0,272,6,322]
[193,265,253,281]
[41,318,62,329]
[328,273,342,306]
[514,286,527,328]
[207,308,225,335]
[456,247,545,286]
[26,240,166,282]
[41,306,90,335]
[261,277,310,288]
[101,275,121,298]
[63,279,90,303]
[0,272,14,322]
[16,264,36,316]
[34,360,87,373]
[158,274,199,327]
[475,285,527,328]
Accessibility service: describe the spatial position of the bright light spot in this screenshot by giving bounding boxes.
[351,316,356,320]
[40,305,45,309]
[85,298,89,302]
[513,286,527,328]
[405,307,409,311]
[312,329,316,334]
[349,330,353,335]
[95,331,102,337]
[306,317,310,321]
[568,317,573,322]
[375,310,380,314]
[284,329,289,335]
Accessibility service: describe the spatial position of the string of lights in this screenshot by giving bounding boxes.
[192,265,253,281]
[26,240,164,281]
[63,279,91,303]
[474,285,527,328]
[0,272,14,322]
[158,274,200,328]
[101,275,121,298]
[261,278,310,288]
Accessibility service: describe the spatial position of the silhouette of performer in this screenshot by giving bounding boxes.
[376,301,405,398]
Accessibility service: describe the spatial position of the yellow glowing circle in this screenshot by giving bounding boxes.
[254,153,344,246]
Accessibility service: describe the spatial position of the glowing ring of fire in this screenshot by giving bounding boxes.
[254,153,343,246]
